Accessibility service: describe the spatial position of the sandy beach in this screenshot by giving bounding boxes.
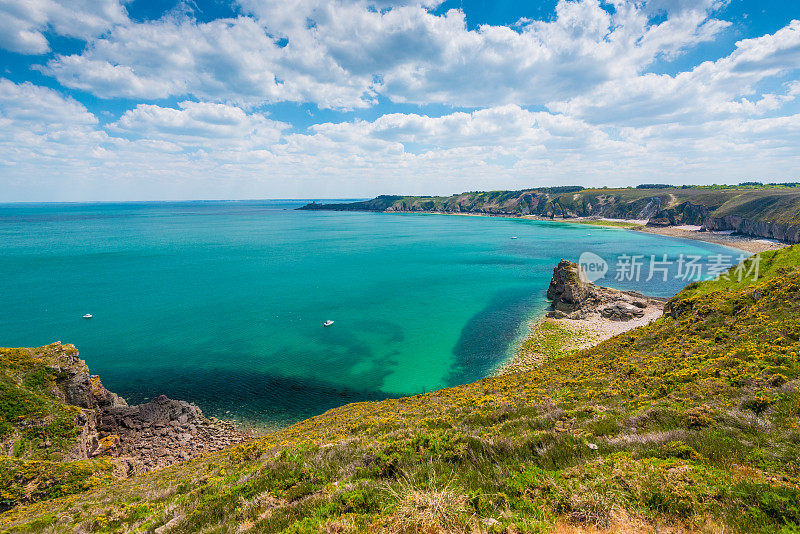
[403,211,790,254]
[523,215,788,253]
[633,225,787,253]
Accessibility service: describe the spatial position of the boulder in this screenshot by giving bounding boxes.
[600,302,646,321]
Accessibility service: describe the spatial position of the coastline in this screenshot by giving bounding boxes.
[389,209,786,376]
[390,210,789,254]
[494,259,666,377]
[632,224,786,254]
[495,306,663,376]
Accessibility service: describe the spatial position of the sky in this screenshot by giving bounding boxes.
[1,0,799,201]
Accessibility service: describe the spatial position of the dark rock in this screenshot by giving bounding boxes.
[601,302,646,321]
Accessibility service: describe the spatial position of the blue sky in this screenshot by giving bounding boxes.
[1,0,799,201]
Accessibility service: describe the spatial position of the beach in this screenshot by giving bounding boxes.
[494,306,663,376]
[634,224,787,254]
[408,211,790,254]
[520,215,789,254]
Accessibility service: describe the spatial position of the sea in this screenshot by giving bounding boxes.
[0,200,743,429]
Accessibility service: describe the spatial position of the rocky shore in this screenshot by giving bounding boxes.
[545,259,667,320]
[496,260,665,375]
[95,395,250,473]
[39,343,252,474]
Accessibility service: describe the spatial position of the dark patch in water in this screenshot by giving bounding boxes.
[104,367,399,428]
[446,285,547,386]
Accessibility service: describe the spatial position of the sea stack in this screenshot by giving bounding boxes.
[546,259,590,312]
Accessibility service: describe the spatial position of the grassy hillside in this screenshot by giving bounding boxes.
[2,247,800,532]
[0,344,114,511]
[0,345,117,512]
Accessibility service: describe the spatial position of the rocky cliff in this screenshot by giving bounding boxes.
[299,186,800,243]
[0,343,250,509]
[546,259,665,320]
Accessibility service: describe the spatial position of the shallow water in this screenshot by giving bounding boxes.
[0,201,741,427]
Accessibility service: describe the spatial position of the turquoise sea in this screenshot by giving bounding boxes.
[0,201,741,428]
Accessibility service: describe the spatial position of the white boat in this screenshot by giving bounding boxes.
[323,320,334,327]
[510,236,518,239]
[82,314,93,319]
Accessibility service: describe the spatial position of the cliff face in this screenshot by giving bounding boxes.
[703,214,800,243]
[546,259,591,312]
[299,187,800,243]
[0,343,250,509]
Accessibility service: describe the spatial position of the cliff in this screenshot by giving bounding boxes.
[0,344,249,510]
[299,185,800,243]
[2,247,800,532]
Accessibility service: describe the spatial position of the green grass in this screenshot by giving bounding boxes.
[0,345,116,511]
[2,247,800,532]
[569,219,644,228]
[514,319,586,368]
[0,345,85,457]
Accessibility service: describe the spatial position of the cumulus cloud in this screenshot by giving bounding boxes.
[110,101,289,147]
[0,79,97,127]
[38,0,730,108]
[551,20,800,126]
[0,0,128,54]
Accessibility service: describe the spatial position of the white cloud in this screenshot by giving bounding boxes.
[551,20,800,126]
[3,73,800,202]
[0,79,96,126]
[110,101,288,147]
[39,0,730,109]
[0,0,128,54]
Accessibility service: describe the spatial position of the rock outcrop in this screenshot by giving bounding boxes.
[547,259,590,312]
[546,260,665,321]
[96,395,249,471]
[11,342,251,474]
[600,302,646,320]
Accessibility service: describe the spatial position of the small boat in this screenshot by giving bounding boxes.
[323,320,334,327]
[510,236,518,239]
[82,314,93,319]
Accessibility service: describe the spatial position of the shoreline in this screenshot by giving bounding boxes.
[389,210,789,254]
[494,260,666,377]
[388,209,786,377]
[632,224,786,254]
[494,306,663,376]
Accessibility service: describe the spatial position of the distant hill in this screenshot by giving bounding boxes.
[299,186,800,243]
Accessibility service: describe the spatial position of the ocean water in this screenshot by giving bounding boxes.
[0,201,742,428]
